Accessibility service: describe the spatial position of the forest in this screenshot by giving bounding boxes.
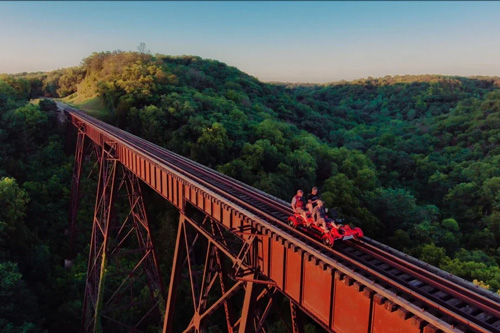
[1,51,500,331]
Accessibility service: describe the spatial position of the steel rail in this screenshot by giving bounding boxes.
[363,237,500,306]
[337,242,499,333]
[355,240,500,319]
[62,104,499,332]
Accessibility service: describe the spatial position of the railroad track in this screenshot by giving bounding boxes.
[61,103,500,332]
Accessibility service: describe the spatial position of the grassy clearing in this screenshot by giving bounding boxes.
[61,94,114,122]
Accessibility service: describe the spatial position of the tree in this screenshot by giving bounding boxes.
[38,99,57,112]
[370,187,419,230]
[0,261,39,331]
[191,122,232,167]
[420,244,446,266]
[0,177,31,260]
[138,105,167,143]
[0,177,29,225]
[137,42,150,54]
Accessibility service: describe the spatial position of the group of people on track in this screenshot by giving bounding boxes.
[290,187,340,232]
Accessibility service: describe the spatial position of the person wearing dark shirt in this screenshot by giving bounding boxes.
[307,186,320,214]
[328,207,341,229]
[329,208,339,221]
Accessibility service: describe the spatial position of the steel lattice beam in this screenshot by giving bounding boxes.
[122,170,165,301]
[82,142,117,332]
[68,125,85,259]
[80,142,164,332]
[163,215,281,333]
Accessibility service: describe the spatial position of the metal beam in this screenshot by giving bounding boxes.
[68,127,85,259]
[290,301,304,333]
[238,280,257,333]
[82,142,117,332]
[164,215,187,333]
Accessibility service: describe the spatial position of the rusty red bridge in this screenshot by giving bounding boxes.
[61,102,500,333]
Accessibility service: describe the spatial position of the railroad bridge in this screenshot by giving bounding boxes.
[61,102,500,333]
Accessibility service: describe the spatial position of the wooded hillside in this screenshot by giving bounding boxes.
[1,51,500,331]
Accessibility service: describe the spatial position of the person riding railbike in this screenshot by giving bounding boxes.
[328,207,342,229]
[291,190,308,224]
[312,200,328,232]
[313,200,341,232]
[306,186,320,214]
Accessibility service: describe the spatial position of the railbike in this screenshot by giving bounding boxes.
[287,213,363,247]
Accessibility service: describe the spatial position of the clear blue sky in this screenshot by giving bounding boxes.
[1,1,499,83]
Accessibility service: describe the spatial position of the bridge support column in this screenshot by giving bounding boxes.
[123,169,165,303]
[163,214,280,333]
[68,125,85,259]
[82,142,117,332]
[82,142,164,332]
[290,300,304,333]
[212,222,236,333]
[239,280,256,333]
[163,215,187,333]
[254,287,277,332]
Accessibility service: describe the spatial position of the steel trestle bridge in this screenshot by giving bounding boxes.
[61,102,500,333]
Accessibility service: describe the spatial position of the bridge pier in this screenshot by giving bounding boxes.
[67,124,85,262]
[163,214,290,333]
[82,142,117,332]
[163,214,187,333]
[79,141,164,332]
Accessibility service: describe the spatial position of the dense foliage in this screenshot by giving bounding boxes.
[2,51,500,331]
[0,80,81,331]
